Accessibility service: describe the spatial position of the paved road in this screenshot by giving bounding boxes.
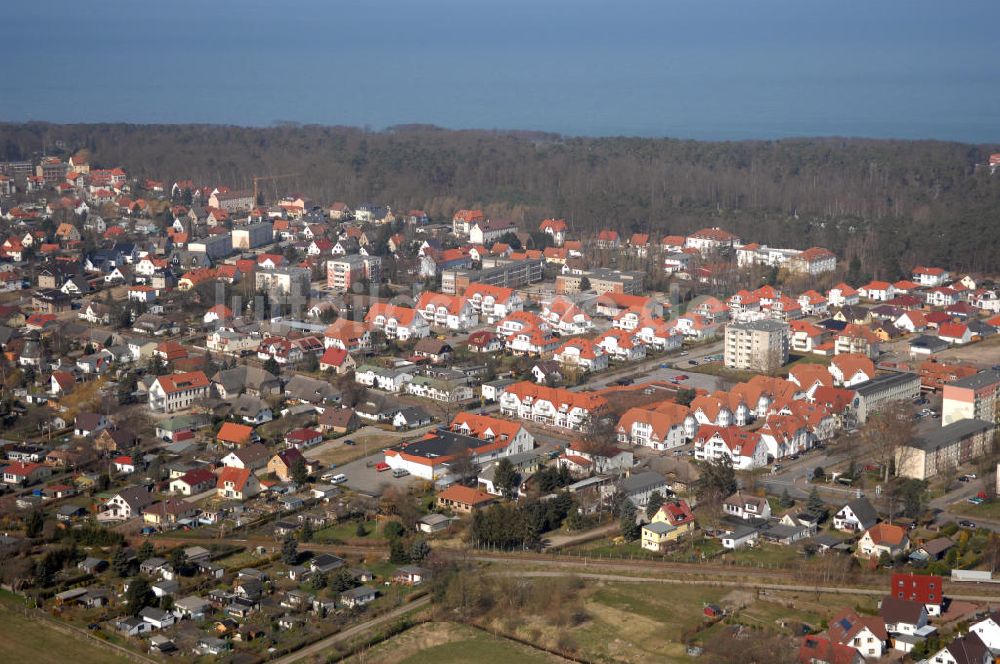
[272,595,431,664]
[580,340,724,391]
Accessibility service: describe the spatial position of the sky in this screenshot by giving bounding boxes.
[2,0,998,142]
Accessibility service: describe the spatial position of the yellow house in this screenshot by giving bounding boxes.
[642,500,697,551]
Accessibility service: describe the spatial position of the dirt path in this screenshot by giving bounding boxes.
[273,595,431,664]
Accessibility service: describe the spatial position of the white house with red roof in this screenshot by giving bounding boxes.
[857,281,896,302]
[634,319,683,351]
[553,338,608,372]
[912,266,949,287]
[319,347,356,374]
[499,382,607,432]
[595,329,646,362]
[616,403,692,450]
[148,371,211,412]
[364,303,430,341]
[539,218,567,246]
[2,461,53,486]
[938,322,973,345]
[415,291,478,330]
[694,426,767,469]
[463,283,523,323]
[829,354,876,387]
[323,319,371,352]
[216,467,261,501]
[797,290,829,316]
[828,283,860,308]
[540,297,594,336]
[684,227,740,252]
[925,286,960,307]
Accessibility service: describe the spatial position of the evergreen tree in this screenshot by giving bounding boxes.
[137,541,156,562]
[290,457,309,485]
[263,357,280,376]
[807,486,825,514]
[493,458,518,500]
[24,510,44,538]
[124,577,154,616]
[281,535,299,565]
[355,521,367,537]
[779,488,795,509]
[409,538,431,562]
[646,491,665,519]
[301,520,313,543]
[620,500,640,541]
[112,547,131,577]
[389,539,411,564]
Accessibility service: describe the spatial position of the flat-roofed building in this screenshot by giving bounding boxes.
[853,371,921,423]
[895,419,994,480]
[724,319,789,374]
[942,370,1000,426]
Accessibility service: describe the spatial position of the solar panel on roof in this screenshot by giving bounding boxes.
[837,618,853,631]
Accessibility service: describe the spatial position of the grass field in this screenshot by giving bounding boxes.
[313,519,386,542]
[350,622,569,664]
[0,591,133,664]
[950,498,1000,519]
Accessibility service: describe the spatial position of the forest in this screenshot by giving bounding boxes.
[2,122,999,276]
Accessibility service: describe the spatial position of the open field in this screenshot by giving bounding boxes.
[0,591,134,664]
[306,428,406,468]
[345,622,569,664]
[936,334,1000,366]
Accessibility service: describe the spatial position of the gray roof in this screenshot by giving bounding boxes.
[853,371,920,397]
[909,334,949,351]
[727,319,788,333]
[842,496,878,528]
[643,521,674,535]
[619,471,668,495]
[908,419,994,452]
[948,370,1000,391]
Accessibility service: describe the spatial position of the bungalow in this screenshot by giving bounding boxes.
[436,485,496,513]
[393,565,428,586]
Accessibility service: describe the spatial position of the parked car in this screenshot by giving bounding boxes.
[616,378,633,386]
[675,374,689,380]
[392,468,410,478]
[967,497,984,505]
[679,350,689,356]
[965,473,977,479]
[959,520,977,529]
[343,439,356,446]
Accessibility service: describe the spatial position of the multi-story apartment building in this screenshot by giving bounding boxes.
[724,319,789,374]
[231,222,272,250]
[442,259,544,295]
[942,370,1000,426]
[852,371,921,423]
[895,419,994,480]
[325,255,381,292]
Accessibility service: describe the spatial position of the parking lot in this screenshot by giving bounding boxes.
[332,451,425,496]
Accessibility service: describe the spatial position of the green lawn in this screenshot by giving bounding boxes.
[313,519,386,543]
[0,591,133,664]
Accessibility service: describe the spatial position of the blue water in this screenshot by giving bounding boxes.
[2,0,998,142]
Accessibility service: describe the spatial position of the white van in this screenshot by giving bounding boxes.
[330,473,347,484]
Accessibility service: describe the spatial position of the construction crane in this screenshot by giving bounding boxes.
[252,173,299,204]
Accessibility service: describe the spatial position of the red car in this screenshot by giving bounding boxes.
[375,462,390,472]
[674,374,689,380]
